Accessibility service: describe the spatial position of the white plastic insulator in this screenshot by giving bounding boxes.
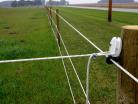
[108,37,122,57]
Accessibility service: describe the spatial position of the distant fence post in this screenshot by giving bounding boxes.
[118,25,138,104]
[47,7,50,19]
[46,7,50,18]
[49,7,52,25]
[45,6,48,12]
[56,9,60,46]
[108,0,112,22]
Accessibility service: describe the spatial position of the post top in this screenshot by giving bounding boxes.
[122,25,138,30]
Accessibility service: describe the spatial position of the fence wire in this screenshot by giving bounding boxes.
[49,8,138,84]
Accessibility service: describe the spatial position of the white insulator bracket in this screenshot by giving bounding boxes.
[106,37,122,64]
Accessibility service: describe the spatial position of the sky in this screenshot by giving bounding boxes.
[0,0,138,4]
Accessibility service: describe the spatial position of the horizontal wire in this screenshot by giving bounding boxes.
[0,54,94,64]
[50,9,138,83]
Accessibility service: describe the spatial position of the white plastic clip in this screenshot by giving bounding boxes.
[108,37,122,57]
[89,37,122,64]
[106,37,122,64]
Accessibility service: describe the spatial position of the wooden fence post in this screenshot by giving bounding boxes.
[118,25,138,104]
[45,6,49,16]
[45,6,48,11]
[49,7,52,25]
[108,0,112,22]
[47,7,50,18]
[56,9,60,46]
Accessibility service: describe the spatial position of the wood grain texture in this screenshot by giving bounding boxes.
[56,9,60,46]
[108,0,112,22]
[118,25,138,104]
[50,7,52,25]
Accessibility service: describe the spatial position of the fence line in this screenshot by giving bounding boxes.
[48,15,76,104]
[48,10,92,104]
[48,13,107,104]
[51,9,103,52]
[49,8,138,84]
[50,16,90,103]
[0,6,137,104]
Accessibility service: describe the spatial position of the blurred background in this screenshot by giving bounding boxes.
[0,0,138,8]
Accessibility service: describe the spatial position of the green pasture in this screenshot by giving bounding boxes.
[0,7,138,104]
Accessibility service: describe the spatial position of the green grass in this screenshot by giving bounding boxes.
[0,8,72,104]
[52,7,138,104]
[0,7,138,104]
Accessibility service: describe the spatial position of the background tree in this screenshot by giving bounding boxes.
[11,0,18,7]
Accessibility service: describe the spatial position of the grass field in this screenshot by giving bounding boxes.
[0,7,138,104]
[0,8,71,104]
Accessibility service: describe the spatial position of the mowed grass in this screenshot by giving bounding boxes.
[51,7,138,104]
[0,8,72,104]
[0,7,138,104]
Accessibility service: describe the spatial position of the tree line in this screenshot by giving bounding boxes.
[46,0,69,6]
[11,0,44,7]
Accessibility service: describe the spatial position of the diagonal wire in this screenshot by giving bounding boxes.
[47,15,76,104]
[50,9,138,84]
[51,9,103,53]
[49,15,91,104]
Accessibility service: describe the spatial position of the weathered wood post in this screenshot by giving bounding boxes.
[47,7,50,18]
[56,9,60,46]
[45,6,48,11]
[108,0,112,22]
[46,6,50,17]
[118,25,138,104]
[49,7,52,25]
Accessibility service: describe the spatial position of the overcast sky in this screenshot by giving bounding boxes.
[0,0,138,4]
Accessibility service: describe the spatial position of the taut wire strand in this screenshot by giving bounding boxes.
[50,9,138,83]
[48,15,76,104]
[49,13,91,104]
